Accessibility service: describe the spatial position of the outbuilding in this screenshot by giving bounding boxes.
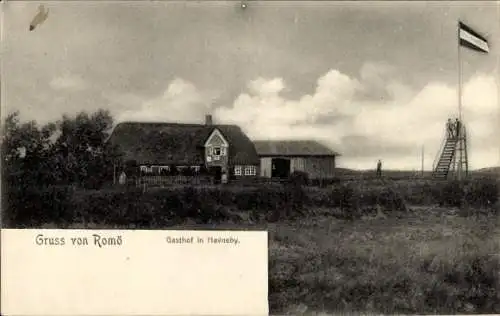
[253,140,340,180]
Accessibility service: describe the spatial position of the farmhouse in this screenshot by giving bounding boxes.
[253,140,340,180]
[107,115,260,183]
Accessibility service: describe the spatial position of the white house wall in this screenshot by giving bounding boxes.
[290,157,305,173]
[303,157,336,179]
[260,157,272,177]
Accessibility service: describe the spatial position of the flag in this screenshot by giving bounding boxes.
[459,21,489,53]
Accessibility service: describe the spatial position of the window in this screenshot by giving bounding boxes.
[213,147,221,156]
[177,166,187,172]
[140,166,152,173]
[244,165,256,176]
[234,166,242,176]
[151,166,160,174]
[159,166,170,175]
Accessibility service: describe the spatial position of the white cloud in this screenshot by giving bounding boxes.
[49,75,86,91]
[216,69,362,141]
[214,64,498,170]
[248,78,285,96]
[115,78,218,124]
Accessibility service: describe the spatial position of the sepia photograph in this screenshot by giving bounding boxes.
[2,0,500,314]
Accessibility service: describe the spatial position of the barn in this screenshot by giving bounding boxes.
[107,115,260,184]
[253,140,340,180]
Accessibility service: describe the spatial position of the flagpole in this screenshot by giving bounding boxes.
[421,145,424,177]
[457,21,463,181]
[458,21,463,122]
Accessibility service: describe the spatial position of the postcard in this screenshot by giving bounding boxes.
[1,1,499,315]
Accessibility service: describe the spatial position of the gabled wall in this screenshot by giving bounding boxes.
[204,129,229,169]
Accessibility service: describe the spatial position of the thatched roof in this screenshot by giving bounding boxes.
[253,140,340,157]
[108,122,259,165]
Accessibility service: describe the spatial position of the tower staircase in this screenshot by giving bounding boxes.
[432,120,468,180]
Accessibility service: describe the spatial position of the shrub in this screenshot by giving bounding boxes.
[288,171,309,186]
[432,178,499,211]
[233,186,286,211]
[438,180,465,207]
[212,188,234,206]
[373,187,407,213]
[258,186,285,210]
[5,183,306,227]
[234,189,260,210]
[76,189,143,225]
[306,188,331,207]
[283,182,307,212]
[336,184,360,219]
[5,185,74,227]
[322,183,409,218]
[464,178,499,208]
[124,159,139,176]
[181,167,195,176]
[328,184,351,208]
[179,186,207,218]
[409,182,438,205]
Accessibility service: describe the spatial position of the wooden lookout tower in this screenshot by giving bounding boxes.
[432,21,489,181]
[432,119,468,180]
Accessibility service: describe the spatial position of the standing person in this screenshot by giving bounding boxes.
[118,171,127,185]
[447,118,454,138]
[376,159,382,178]
[221,168,228,184]
[455,118,461,138]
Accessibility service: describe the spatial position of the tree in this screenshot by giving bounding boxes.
[2,110,124,227]
[124,159,139,178]
[2,112,62,226]
[2,111,59,188]
[2,109,123,190]
[53,109,122,188]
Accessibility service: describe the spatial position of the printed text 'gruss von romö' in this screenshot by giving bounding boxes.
[35,233,123,248]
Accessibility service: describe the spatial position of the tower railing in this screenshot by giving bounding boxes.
[432,125,447,172]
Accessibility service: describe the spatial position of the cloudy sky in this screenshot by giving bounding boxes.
[3,1,499,170]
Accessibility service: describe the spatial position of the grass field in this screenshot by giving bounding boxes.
[268,207,500,314]
[8,176,500,314]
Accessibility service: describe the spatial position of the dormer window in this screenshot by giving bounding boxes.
[211,146,226,157]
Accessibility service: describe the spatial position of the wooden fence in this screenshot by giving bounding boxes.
[134,176,214,187]
[124,172,482,190]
